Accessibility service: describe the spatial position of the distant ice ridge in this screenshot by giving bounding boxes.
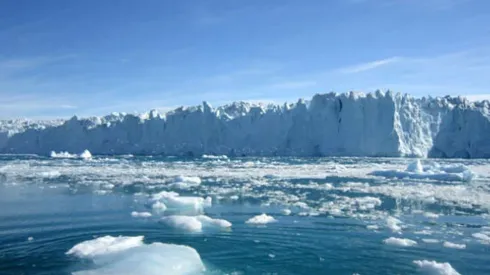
[371,160,476,182]
[2,91,490,158]
[66,235,205,275]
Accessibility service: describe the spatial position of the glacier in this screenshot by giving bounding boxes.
[1,91,490,158]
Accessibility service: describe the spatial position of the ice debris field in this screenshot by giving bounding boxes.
[1,154,490,274]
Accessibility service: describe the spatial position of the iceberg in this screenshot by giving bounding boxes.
[66,235,205,275]
[2,92,490,158]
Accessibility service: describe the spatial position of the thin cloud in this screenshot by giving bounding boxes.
[339,57,402,74]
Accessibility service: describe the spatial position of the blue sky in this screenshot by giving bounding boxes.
[0,0,489,118]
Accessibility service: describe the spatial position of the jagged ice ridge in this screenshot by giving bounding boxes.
[1,91,490,158]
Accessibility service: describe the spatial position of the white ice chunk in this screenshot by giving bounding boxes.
[366,225,379,230]
[80,150,92,159]
[161,216,203,232]
[131,211,152,218]
[371,161,476,182]
[152,201,167,213]
[50,151,77,158]
[383,237,417,247]
[413,260,460,275]
[281,209,292,215]
[67,235,205,275]
[386,216,402,232]
[161,215,232,232]
[422,239,440,243]
[50,150,92,159]
[472,232,490,242]
[66,236,145,258]
[171,176,202,189]
[246,214,277,225]
[151,191,210,215]
[202,155,229,160]
[443,241,466,249]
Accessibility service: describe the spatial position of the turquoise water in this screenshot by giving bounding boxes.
[0,155,489,274]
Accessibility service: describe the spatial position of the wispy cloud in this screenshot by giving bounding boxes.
[339,57,401,74]
[0,54,77,75]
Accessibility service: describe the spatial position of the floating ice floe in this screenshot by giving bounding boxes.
[281,209,292,215]
[50,149,92,160]
[150,191,211,215]
[386,216,403,232]
[161,215,231,232]
[202,155,229,160]
[66,235,205,275]
[422,239,440,244]
[170,176,202,189]
[413,260,460,275]
[472,232,490,243]
[246,214,277,225]
[131,211,152,218]
[383,237,417,247]
[443,241,466,249]
[370,160,475,182]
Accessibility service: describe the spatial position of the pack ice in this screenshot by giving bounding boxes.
[2,91,490,158]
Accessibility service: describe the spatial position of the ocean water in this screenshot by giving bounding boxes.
[0,155,489,275]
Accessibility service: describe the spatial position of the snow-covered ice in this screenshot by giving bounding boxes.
[161,215,231,232]
[370,160,475,182]
[386,216,403,232]
[50,150,92,159]
[383,237,417,247]
[413,260,460,275]
[443,241,466,249]
[131,211,152,218]
[66,235,205,275]
[150,191,211,215]
[66,235,145,258]
[246,214,277,224]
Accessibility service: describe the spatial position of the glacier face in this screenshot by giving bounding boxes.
[1,91,490,158]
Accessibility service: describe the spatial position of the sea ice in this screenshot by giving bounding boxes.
[422,239,440,244]
[161,215,231,232]
[50,149,92,159]
[66,235,145,258]
[370,161,475,182]
[151,191,211,215]
[246,214,277,224]
[383,237,417,247]
[443,241,466,249]
[386,216,403,232]
[281,209,292,215]
[413,260,460,275]
[67,235,205,275]
[170,176,202,189]
[131,211,152,218]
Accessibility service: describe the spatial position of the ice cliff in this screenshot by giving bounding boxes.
[1,91,490,158]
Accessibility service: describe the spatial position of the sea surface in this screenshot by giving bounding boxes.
[0,155,489,274]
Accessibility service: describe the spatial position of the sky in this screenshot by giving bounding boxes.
[0,0,489,119]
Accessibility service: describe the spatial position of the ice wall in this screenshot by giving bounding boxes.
[1,91,490,158]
